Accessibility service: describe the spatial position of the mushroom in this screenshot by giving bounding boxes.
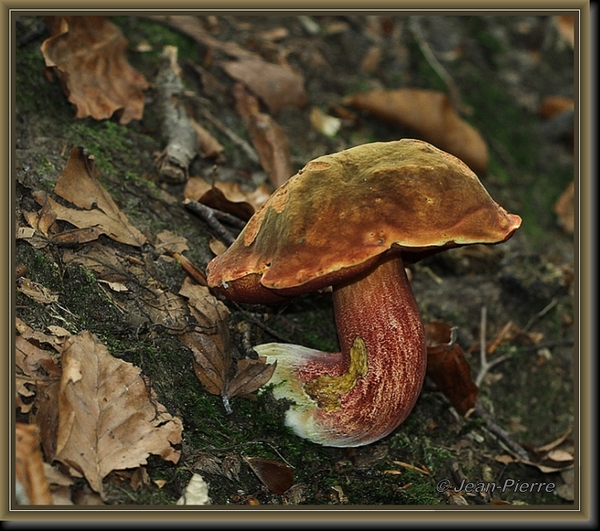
[206,139,521,447]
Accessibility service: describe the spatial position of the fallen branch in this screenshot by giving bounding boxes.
[471,405,530,462]
[183,199,238,246]
[154,46,198,183]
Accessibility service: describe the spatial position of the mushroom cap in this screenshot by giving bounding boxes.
[207,139,522,303]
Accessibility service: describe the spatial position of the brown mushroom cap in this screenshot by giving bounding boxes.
[207,139,522,303]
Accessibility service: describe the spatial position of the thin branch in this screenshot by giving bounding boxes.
[522,298,558,334]
[471,405,530,462]
[232,303,293,344]
[196,105,260,165]
[183,199,236,246]
[475,306,512,387]
[408,17,470,115]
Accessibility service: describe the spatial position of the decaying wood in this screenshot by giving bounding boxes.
[154,46,198,183]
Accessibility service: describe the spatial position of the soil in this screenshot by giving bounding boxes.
[12,13,576,509]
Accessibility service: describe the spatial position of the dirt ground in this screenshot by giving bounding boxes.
[12,13,576,511]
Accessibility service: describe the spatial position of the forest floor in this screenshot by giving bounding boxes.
[12,12,577,513]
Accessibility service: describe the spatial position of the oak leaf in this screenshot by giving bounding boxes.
[54,332,183,496]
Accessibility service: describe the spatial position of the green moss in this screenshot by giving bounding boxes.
[467,17,505,64]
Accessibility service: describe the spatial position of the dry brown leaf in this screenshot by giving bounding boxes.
[226,357,277,400]
[223,59,308,116]
[198,187,256,222]
[23,198,57,238]
[244,456,293,495]
[151,14,256,61]
[425,321,478,415]
[181,308,275,413]
[15,327,63,459]
[154,230,190,255]
[179,277,229,328]
[344,88,488,173]
[184,177,271,215]
[50,226,107,246]
[49,146,147,247]
[41,16,149,124]
[15,423,53,505]
[98,279,129,292]
[182,330,230,397]
[190,117,225,160]
[233,82,294,188]
[554,180,574,234]
[140,285,188,328]
[61,242,130,284]
[540,96,574,119]
[16,317,66,352]
[54,331,183,496]
[554,15,575,48]
[15,334,61,421]
[150,14,307,116]
[15,334,61,383]
[62,242,189,327]
[17,278,59,304]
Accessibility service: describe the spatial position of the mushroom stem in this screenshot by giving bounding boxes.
[256,254,427,447]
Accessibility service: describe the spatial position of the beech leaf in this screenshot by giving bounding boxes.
[244,456,293,495]
[182,330,230,397]
[54,332,183,496]
[425,321,479,415]
[15,423,54,505]
[184,177,271,216]
[226,358,277,400]
[223,59,308,115]
[344,88,488,173]
[50,147,147,247]
[41,16,149,124]
[233,82,294,188]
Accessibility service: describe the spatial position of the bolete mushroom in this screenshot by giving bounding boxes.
[206,139,521,447]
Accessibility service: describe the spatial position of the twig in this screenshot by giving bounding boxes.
[183,199,236,246]
[210,209,247,230]
[475,306,512,387]
[408,17,470,115]
[522,298,558,334]
[471,405,530,462]
[232,304,293,344]
[520,338,574,352]
[469,307,535,462]
[196,105,261,165]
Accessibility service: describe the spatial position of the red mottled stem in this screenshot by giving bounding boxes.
[316,254,427,446]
